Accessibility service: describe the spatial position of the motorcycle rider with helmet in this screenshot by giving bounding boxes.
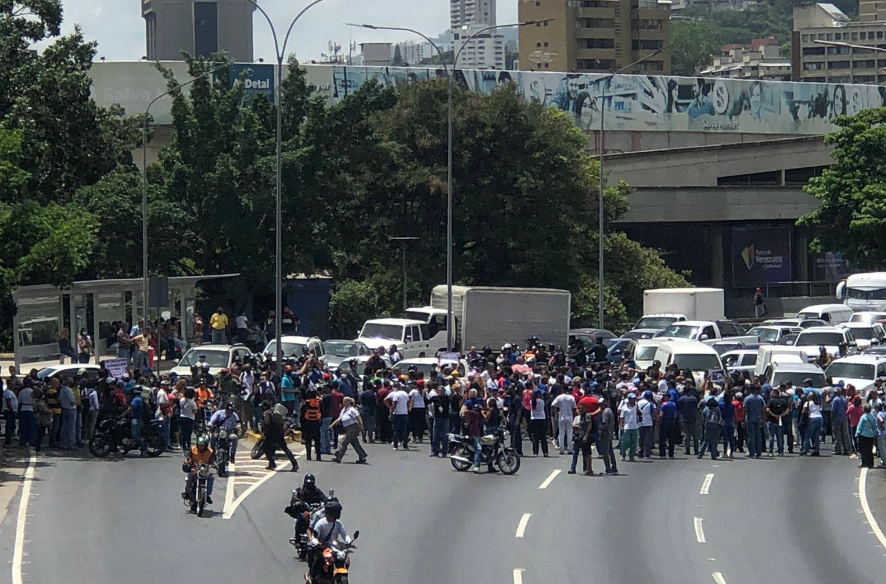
[208,401,241,463]
[295,474,328,506]
[183,434,215,508]
[287,474,329,556]
[306,499,351,582]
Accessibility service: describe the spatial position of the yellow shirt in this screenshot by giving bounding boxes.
[210,313,228,331]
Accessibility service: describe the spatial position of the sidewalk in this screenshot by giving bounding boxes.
[0,445,29,527]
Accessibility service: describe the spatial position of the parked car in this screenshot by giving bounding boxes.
[764,318,829,330]
[766,361,827,389]
[720,350,758,375]
[826,355,886,392]
[793,326,858,359]
[634,339,665,370]
[396,357,468,378]
[321,339,371,371]
[262,335,325,360]
[745,325,801,344]
[169,344,254,379]
[606,338,638,363]
[356,318,441,358]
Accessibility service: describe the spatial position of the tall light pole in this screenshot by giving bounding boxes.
[348,20,541,352]
[596,46,668,328]
[142,64,229,323]
[246,0,332,375]
[389,237,419,311]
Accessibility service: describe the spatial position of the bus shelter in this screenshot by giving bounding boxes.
[12,274,236,368]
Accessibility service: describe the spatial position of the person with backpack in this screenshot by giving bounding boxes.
[261,400,299,471]
[301,385,323,462]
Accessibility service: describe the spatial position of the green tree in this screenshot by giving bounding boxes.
[670,20,723,76]
[799,108,886,268]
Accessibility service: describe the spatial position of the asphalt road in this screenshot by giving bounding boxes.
[2,436,886,584]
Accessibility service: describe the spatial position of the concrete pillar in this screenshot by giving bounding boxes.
[794,225,809,282]
[709,225,724,288]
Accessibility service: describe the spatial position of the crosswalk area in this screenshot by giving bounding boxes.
[221,446,306,519]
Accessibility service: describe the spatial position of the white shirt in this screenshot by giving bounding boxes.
[240,371,255,393]
[18,387,33,412]
[84,388,99,411]
[180,397,198,420]
[3,388,18,411]
[408,387,425,408]
[156,389,170,417]
[235,315,248,329]
[551,393,576,422]
[338,405,360,427]
[807,401,823,419]
[638,398,655,427]
[620,404,640,430]
[531,397,546,420]
[388,390,410,415]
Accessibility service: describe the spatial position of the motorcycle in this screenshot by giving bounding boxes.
[212,427,233,477]
[448,428,521,475]
[286,497,324,560]
[88,416,166,458]
[304,530,359,584]
[182,462,214,517]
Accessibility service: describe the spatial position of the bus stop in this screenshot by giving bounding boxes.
[12,274,236,369]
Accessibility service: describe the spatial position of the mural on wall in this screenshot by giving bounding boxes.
[331,66,886,135]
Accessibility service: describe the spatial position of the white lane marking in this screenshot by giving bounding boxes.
[712,572,728,584]
[859,468,886,550]
[516,513,532,538]
[694,517,706,543]
[223,450,304,519]
[538,470,561,490]
[12,452,37,584]
[513,568,525,584]
[224,461,236,519]
[700,473,714,495]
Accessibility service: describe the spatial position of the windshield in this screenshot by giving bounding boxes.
[660,324,698,339]
[847,327,875,340]
[748,327,779,342]
[847,288,886,300]
[636,346,658,361]
[179,349,229,368]
[635,316,679,330]
[722,353,756,368]
[795,332,844,347]
[826,362,876,380]
[671,354,721,371]
[771,371,826,388]
[264,341,307,357]
[360,323,404,341]
[404,310,431,322]
[850,313,885,323]
[325,341,362,357]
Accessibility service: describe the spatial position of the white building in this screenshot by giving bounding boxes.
[360,42,393,66]
[454,24,505,69]
[451,0,496,29]
[699,38,791,80]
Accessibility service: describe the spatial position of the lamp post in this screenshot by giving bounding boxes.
[245,0,332,375]
[595,46,668,329]
[389,237,420,311]
[142,64,229,322]
[347,20,541,352]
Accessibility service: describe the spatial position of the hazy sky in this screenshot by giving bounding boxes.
[43,0,519,61]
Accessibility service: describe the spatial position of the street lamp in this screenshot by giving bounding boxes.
[245,0,332,374]
[389,237,419,311]
[142,64,230,323]
[595,46,669,329]
[347,20,543,352]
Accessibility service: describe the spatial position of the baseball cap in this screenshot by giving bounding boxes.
[627,393,636,399]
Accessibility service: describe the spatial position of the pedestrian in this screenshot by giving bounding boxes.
[529,386,549,457]
[210,306,228,345]
[376,380,392,443]
[82,381,100,442]
[619,393,641,462]
[319,385,334,455]
[551,389,576,455]
[235,310,249,345]
[856,405,879,469]
[58,328,78,364]
[743,385,766,459]
[658,393,680,458]
[677,388,699,455]
[2,379,17,445]
[407,379,427,443]
[875,401,886,468]
[596,396,617,474]
[77,329,93,364]
[733,391,747,453]
[637,390,656,459]
[427,382,450,457]
[507,384,524,456]
[261,400,300,472]
[45,379,61,447]
[753,287,767,317]
[301,385,323,462]
[800,392,824,456]
[385,382,412,451]
[765,386,789,456]
[831,387,851,455]
[848,393,863,454]
[699,397,723,460]
[331,397,368,464]
[17,382,36,448]
[123,386,147,456]
[568,402,594,475]
[32,388,53,453]
[359,382,378,443]
[719,389,736,459]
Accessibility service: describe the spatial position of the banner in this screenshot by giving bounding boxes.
[732,227,792,287]
[230,63,275,103]
[103,358,129,379]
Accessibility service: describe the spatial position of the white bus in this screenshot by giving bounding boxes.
[836,272,886,311]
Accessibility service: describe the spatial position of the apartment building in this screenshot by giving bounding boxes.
[699,37,792,80]
[451,0,497,29]
[518,0,670,74]
[142,0,255,61]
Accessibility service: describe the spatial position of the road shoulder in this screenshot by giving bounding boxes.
[0,445,28,527]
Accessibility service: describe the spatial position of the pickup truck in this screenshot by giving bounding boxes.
[657,320,758,347]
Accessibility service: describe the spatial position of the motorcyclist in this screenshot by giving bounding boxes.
[183,434,215,510]
[287,474,328,554]
[208,402,241,463]
[307,499,351,581]
[295,474,328,506]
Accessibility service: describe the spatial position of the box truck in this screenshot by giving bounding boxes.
[641,288,725,323]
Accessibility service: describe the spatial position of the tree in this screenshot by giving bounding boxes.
[799,108,886,268]
[392,44,404,66]
[670,20,723,76]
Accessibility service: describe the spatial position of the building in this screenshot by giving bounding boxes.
[451,0,497,29]
[699,37,791,80]
[518,0,671,74]
[860,0,886,21]
[454,25,506,69]
[142,0,255,61]
[395,32,454,66]
[360,42,393,66]
[793,3,886,83]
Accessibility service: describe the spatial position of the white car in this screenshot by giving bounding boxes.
[793,326,858,359]
[768,361,827,389]
[36,364,101,382]
[849,311,886,324]
[841,322,886,351]
[169,344,254,379]
[261,335,325,360]
[720,350,757,375]
[745,325,801,344]
[395,357,469,379]
[321,340,371,371]
[634,339,665,370]
[826,355,886,392]
[356,318,445,359]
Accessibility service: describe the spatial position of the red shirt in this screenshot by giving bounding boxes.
[578,395,600,415]
[848,403,864,426]
[522,389,532,411]
[331,389,344,417]
[732,400,744,422]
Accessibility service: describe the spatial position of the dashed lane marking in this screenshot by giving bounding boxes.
[712,572,728,584]
[538,470,560,490]
[694,517,706,544]
[513,568,525,584]
[700,473,714,495]
[858,468,886,550]
[516,513,532,538]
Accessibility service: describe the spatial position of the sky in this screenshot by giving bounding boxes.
[44,0,519,61]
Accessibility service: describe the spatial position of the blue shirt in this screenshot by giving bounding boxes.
[359,390,376,414]
[209,409,240,431]
[743,393,766,423]
[718,398,735,421]
[677,394,699,421]
[281,374,296,402]
[660,400,678,420]
[130,396,144,420]
[831,395,848,422]
[856,412,879,438]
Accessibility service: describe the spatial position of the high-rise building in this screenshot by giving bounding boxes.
[517,0,670,74]
[450,0,497,29]
[142,0,256,61]
[454,25,506,69]
[860,0,886,22]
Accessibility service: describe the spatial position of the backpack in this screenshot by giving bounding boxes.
[303,397,321,421]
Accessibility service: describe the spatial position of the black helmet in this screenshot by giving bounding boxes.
[324,499,343,520]
[304,474,316,488]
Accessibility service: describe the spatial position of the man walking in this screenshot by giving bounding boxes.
[677,388,699,455]
[658,393,680,458]
[331,397,368,464]
[597,397,618,474]
[619,393,641,462]
[262,401,299,471]
[637,391,656,459]
[552,389,577,455]
[385,382,412,451]
[428,383,450,457]
[743,385,766,459]
[301,386,323,462]
[3,380,17,445]
[568,402,594,475]
[831,387,851,456]
[765,386,789,456]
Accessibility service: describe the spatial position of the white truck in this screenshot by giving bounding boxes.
[640,288,725,326]
[404,285,572,353]
[657,320,758,347]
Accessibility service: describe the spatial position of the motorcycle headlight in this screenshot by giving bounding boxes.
[220,429,228,439]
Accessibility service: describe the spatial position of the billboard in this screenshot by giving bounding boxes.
[732,227,792,287]
[230,63,275,103]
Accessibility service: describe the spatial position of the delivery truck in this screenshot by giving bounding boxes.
[404,285,572,353]
[641,288,725,323]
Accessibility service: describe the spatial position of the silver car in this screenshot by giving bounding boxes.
[321,340,372,371]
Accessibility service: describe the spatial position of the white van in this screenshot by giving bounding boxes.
[634,339,665,370]
[796,304,854,325]
[653,341,723,383]
[754,345,808,378]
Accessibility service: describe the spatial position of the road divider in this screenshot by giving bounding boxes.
[700,473,714,495]
[516,513,532,538]
[694,517,706,543]
[858,468,886,550]
[538,469,560,490]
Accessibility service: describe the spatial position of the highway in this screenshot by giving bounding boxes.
[2,437,886,584]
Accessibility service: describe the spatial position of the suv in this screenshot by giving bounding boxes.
[826,355,886,392]
[169,344,254,379]
[261,335,325,361]
[793,326,857,359]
